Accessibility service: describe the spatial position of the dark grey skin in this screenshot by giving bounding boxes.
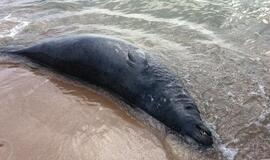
[10,35,213,146]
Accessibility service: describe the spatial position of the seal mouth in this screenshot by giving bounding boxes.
[190,123,213,147]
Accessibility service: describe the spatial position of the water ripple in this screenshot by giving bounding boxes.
[0,14,29,38]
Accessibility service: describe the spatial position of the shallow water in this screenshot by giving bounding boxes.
[0,0,270,160]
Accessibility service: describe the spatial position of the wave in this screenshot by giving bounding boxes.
[43,7,230,47]
[0,14,29,38]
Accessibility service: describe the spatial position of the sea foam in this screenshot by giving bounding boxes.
[0,14,29,38]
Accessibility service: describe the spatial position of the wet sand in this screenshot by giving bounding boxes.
[0,59,170,160]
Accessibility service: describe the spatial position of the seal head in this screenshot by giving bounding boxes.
[161,99,213,146]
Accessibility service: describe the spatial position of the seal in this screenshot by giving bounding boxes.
[10,35,213,146]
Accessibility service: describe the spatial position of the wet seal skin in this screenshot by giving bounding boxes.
[8,34,213,146]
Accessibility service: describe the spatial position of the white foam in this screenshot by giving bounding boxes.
[2,14,12,20]
[0,14,29,38]
[218,144,238,160]
[211,127,238,160]
[48,7,230,48]
[79,23,189,53]
[258,84,269,100]
[266,124,270,131]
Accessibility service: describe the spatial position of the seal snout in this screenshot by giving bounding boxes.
[190,123,213,147]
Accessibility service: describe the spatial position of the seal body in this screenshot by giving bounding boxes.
[12,35,213,146]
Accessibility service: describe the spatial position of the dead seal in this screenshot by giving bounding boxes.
[8,35,213,146]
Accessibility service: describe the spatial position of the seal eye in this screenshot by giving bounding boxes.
[184,105,200,114]
[185,105,193,110]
